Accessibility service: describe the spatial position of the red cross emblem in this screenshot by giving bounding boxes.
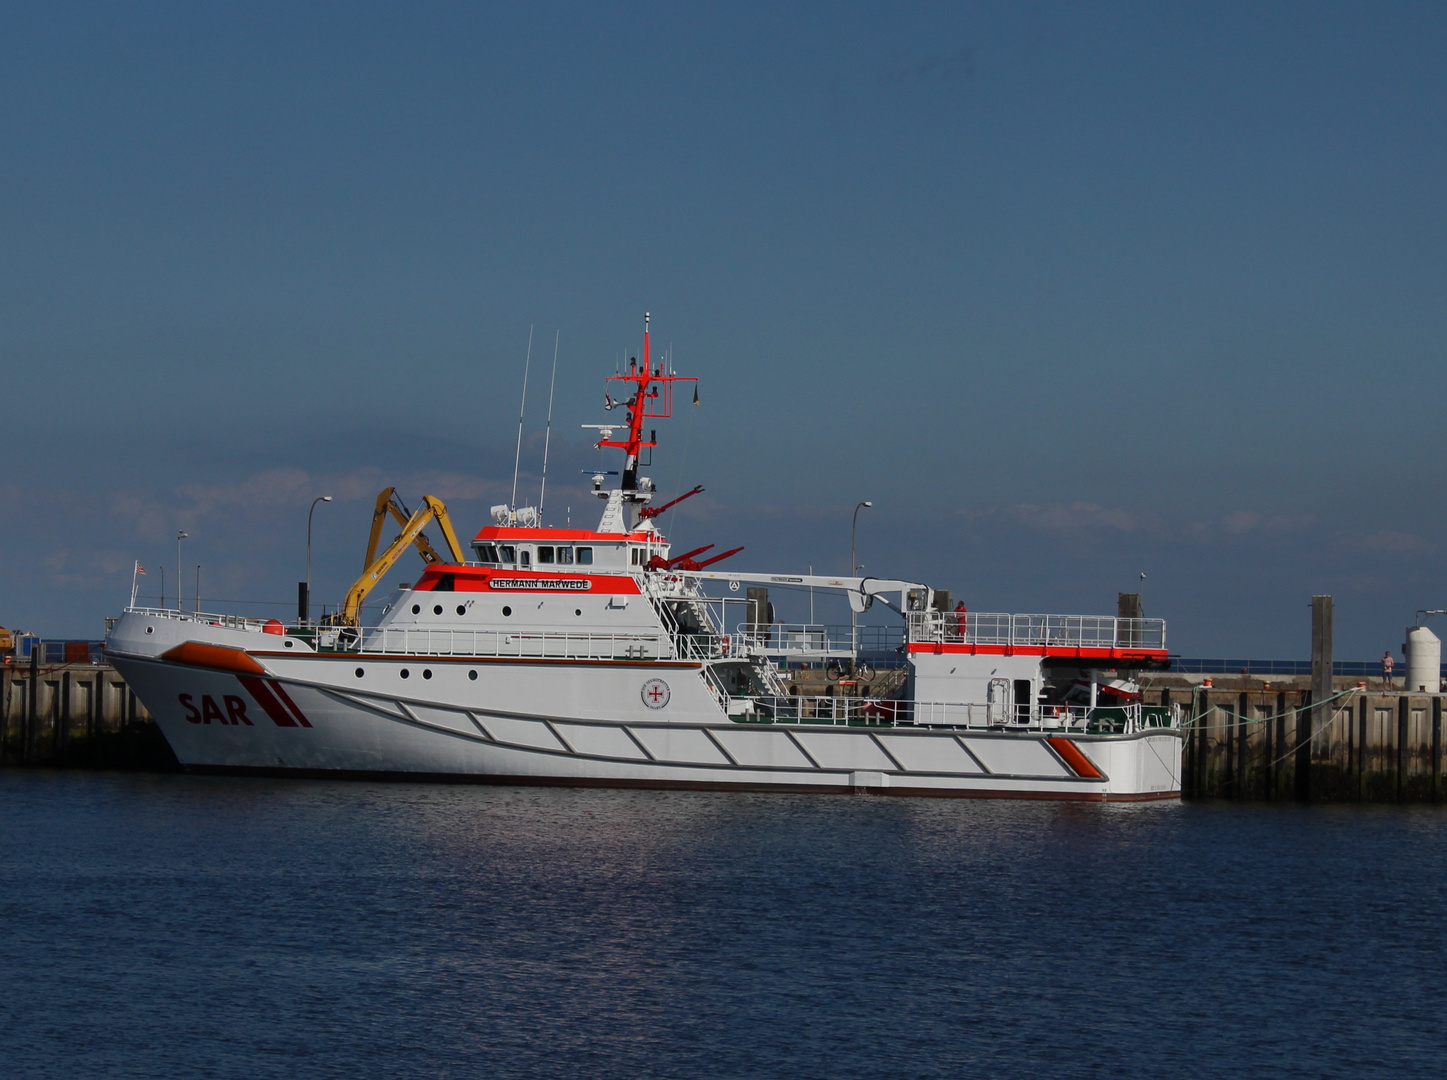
[640,678,671,709]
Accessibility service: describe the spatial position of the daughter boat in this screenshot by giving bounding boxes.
[105,316,1182,799]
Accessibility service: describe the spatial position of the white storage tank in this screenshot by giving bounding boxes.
[1404,625,1441,693]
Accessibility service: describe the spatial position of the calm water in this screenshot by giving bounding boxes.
[2,773,1444,1079]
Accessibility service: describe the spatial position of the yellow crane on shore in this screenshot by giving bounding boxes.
[333,488,466,626]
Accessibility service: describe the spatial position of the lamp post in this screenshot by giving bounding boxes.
[175,531,188,611]
[302,496,333,623]
[850,501,872,658]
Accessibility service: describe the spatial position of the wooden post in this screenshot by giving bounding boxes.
[1432,697,1442,803]
[1295,690,1313,801]
[1358,693,1369,801]
[56,671,71,765]
[1222,698,1235,795]
[1193,688,1210,796]
[1397,695,1409,802]
[0,668,8,765]
[26,647,39,765]
[1237,691,1249,798]
[1279,694,1290,793]
[1118,592,1142,648]
[1299,595,1333,802]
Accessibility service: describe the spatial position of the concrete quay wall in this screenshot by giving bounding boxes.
[1146,678,1444,802]
[0,662,175,770]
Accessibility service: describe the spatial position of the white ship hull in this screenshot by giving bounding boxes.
[108,624,1182,801]
[105,314,1184,801]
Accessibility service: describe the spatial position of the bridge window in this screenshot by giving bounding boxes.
[576,547,593,566]
[537,546,555,564]
[498,545,516,564]
[557,546,573,564]
[474,542,501,563]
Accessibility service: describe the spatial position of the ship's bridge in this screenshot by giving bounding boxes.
[470,526,668,572]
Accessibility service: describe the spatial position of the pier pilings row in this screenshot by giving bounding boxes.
[1161,680,1444,802]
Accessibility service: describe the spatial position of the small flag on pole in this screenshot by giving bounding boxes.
[135,561,147,575]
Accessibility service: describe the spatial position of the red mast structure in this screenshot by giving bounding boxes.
[595,313,698,496]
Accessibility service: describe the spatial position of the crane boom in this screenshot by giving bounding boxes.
[365,487,460,569]
[338,494,465,625]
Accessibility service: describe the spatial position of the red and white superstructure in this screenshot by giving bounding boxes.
[105,315,1182,800]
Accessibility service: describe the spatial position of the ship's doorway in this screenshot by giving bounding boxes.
[1013,679,1033,725]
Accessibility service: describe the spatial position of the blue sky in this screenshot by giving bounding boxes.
[2,1,1444,657]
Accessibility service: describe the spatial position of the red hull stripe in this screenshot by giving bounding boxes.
[238,675,297,728]
[906,643,1168,661]
[1047,738,1104,779]
[268,681,313,728]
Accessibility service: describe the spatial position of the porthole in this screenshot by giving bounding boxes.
[468,670,478,681]
[575,609,582,616]
[400,668,410,679]
[284,640,294,649]
[456,605,466,616]
[433,604,443,615]
[355,668,365,678]
[411,604,421,615]
[423,669,433,680]
[145,627,153,634]
[502,606,512,617]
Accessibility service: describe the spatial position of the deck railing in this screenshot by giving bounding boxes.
[734,696,1180,733]
[358,627,671,661]
[123,607,268,631]
[907,611,1166,651]
[731,623,904,658]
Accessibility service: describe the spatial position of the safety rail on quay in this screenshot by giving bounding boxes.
[907,611,1167,651]
[731,697,1182,733]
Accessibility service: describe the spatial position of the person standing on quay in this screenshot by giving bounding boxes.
[1381,650,1396,691]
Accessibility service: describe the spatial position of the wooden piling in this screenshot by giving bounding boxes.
[1432,697,1442,803]
[1298,596,1334,801]
[1194,688,1210,796]
[1236,691,1249,798]
[1357,693,1368,802]
[1397,695,1409,802]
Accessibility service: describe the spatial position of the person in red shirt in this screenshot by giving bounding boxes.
[953,601,968,640]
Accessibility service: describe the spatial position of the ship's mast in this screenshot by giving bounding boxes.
[592,313,697,513]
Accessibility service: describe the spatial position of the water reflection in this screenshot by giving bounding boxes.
[2,774,1444,1079]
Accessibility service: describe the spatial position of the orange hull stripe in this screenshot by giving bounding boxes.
[1047,738,1103,779]
[161,641,267,675]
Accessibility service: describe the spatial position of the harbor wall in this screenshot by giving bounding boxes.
[1147,676,1444,802]
[0,661,176,771]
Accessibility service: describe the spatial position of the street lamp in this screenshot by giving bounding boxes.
[851,501,873,578]
[850,501,872,658]
[175,531,188,611]
[302,496,333,623]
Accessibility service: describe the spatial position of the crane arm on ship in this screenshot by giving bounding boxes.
[676,570,932,613]
[638,485,704,520]
[364,488,464,569]
[338,494,465,625]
